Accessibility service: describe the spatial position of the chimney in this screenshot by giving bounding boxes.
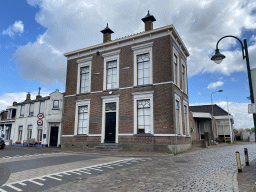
[101,23,114,43]
[141,11,156,31]
[25,92,31,101]
[13,101,17,106]
[36,87,42,99]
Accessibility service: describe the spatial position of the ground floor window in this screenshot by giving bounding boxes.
[18,126,23,141]
[37,129,43,142]
[217,120,230,135]
[78,105,88,135]
[27,125,32,140]
[6,127,11,140]
[175,100,180,134]
[137,99,151,134]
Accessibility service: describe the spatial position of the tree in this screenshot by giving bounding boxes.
[234,129,239,134]
[239,128,245,133]
[245,128,251,132]
[251,128,255,132]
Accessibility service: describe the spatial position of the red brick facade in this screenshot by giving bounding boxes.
[62,24,191,152]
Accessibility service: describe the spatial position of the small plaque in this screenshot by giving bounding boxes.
[43,134,46,139]
[248,104,256,114]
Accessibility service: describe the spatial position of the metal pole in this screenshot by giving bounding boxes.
[244,148,249,166]
[227,98,232,142]
[235,151,242,173]
[211,93,214,144]
[244,39,256,143]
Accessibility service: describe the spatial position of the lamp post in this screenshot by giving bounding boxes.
[211,35,256,143]
[211,90,223,144]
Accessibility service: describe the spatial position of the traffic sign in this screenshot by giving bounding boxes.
[37,120,43,126]
[248,104,256,114]
[37,113,44,119]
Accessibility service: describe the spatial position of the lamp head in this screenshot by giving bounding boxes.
[218,90,223,92]
[211,49,226,64]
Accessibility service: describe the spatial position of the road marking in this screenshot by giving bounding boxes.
[28,180,44,186]
[5,184,22,191]
[0,188,7,192]
[61,172,71,175]
[89,167,103,171]
[46,176,62,181]
[17,182,26,186]
[36,178,46,181]
[68,171,82,175]
[76,170,91,174]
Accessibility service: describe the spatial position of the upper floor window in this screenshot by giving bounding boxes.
[132,42,153,87]
[76,56,92,94]
[182,63,187,93]
[53,100,59,109]
[39,101,45,114]
[20,105,25,117]
[80,66,90,93]
[174,54,178,85]
[29,103,34,116]
[137,53,150,86]
[106,60,117,90]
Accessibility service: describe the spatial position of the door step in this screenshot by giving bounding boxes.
[90,143,123,151]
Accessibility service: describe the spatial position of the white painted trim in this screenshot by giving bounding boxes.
[118,134,133,136]
[101,96,119,143]
[103,51,120,90]
[132,91,154,96]
[131,42,154,51]
[154,134,178,136]
[133,92,154,135]
[88,134,101,136]
[133,45,153,86]
[173,46,180,88]
[77,60,92,94]
[74,100,90,136]
[62,135,74,137]
[175,93,182,135]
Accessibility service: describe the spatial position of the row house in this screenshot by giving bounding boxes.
[62,12,191,153]
[13,89,63,147]
[0,104,16,145]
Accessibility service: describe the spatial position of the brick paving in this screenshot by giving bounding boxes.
[40,143,256,192]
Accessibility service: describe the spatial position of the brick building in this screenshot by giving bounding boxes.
[62,12,191,152]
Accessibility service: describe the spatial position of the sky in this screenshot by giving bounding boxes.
[0,0,256,129]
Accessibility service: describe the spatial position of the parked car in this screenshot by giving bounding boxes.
[0,138,5,149]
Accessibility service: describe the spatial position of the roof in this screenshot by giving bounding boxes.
[189,104,231,116]
[141,11,156,23]
[16,96,50,105]
[64,24,190,57]
[100,23,114,34]
[192,112,212,119]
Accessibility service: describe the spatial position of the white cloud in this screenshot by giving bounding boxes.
[207,81,224,89]
[231,77,236,81]
[190,101,254,129]
[11,0,256,86]
[2,21,24,37]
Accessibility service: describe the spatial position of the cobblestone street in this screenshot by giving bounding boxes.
[42,143,256,192]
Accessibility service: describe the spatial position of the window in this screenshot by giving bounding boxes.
[80,66,90,93]
[174,54,178,85]
[132,42,153,86]
[18,126,23,141]
[175,100,180,134]
[78,106,88,135]
[76,56,92,94]
[102,50,120,90]
[137,99,151,134]
[39,101,45,113]
[182,62,187,93]
[53,100,59,108]
[20,105,25,117]
[29,103,34,116]
[137,53,150,85]
[6,127,11,140]
[37,128,43,142]
[27,125,32,140]
[106,60,117,89]
[217,120,230,135]
[184,105,187,135]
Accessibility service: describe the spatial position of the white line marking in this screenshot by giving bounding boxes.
[28,180,44,186]
[102,166,114,169]
[36,178,46,181]
[69,171,82,175]
[76,170,91,174]
[89,167,103,171]
[0,188,7,192]
[17,182,26,186]
[61,172,71,175]
[54,174,63,177]
[6,184,22,191]
[46,176,62,181]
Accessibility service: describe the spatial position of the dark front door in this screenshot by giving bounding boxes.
[50,126,58,147]
[105,112,116,143]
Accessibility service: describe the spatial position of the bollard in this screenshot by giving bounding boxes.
[235,151,242,173]
[244,148,249,166]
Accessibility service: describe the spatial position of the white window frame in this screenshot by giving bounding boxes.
[132,42,153,86]
[39,101,45,114]
[76,56,92,94]
[175,93,182,135]
[20,105,25,117]
[18,126,23,141]
[37,128,43,142]
[101,95,120,143]
[27,125,32,140]
[132,91,154,135]
[173,46,180,87]
[183,99,189,136]
[181,59,187,94]
[74,99,91,135]
[53,100,59,109]
[29,103,34,116]
[102,50,120,90]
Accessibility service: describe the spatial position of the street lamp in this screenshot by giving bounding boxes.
[211,35,256,143]
[211,90,223,144]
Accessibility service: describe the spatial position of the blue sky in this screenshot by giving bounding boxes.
[0,0,256,129]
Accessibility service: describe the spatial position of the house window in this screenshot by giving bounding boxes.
[18,126,23,141]
[27,125,32,140]
[80,66,90,93]
[106,60,117,90]
[39,101,45,113]
[137,53,150,86]
[78,106,88,135]
[175,100,180,134]
[29,103,34,116]
[174,54,178,85]
[184,105,187,135]
[137,99,151,134]
[20,105,25,117]
[37,128,43,142]
[6,127,11,140]
[53,100,59,108]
